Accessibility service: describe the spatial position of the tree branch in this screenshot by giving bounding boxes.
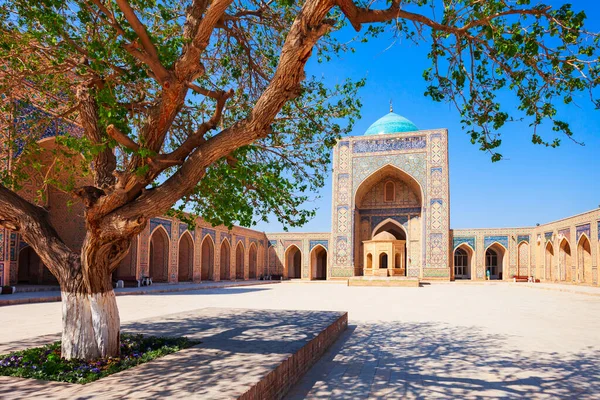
[0,185,77,280]
[76,85,117,189]
[115,0,170,82]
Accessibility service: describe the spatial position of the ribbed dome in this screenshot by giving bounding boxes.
[372,231,397,241]
[364,112,419,136]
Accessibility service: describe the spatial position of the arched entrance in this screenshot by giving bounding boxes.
[545,242,554,281]
[113,238,138,281]
[577,235,592,284]
[200,235,215,281]
[201,236,215,281]
[453,244,472,280]
[149,227,169,282]
[235,242,245,280]
[559,239,572,282]
[18,246,55,284]
[485,243,506,280]
[379,252,388,269]
[354,165,423,276]
[310,245,327,280]
[249,243,258,279]
[517,241,529,277]
[178,232,194,282]
[220,239,231,280]
[285,245,302,279]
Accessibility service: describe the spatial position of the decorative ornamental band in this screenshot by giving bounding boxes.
[352,136,426,153]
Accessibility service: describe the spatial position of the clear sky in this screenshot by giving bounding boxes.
[253,1,600,233]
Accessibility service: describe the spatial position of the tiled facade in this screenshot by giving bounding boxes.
[264,113,599,285]
[3,109,599,287]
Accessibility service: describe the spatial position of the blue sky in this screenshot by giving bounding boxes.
[253,1,600,233]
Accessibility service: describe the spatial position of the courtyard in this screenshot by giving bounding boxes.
[1,282,599,398]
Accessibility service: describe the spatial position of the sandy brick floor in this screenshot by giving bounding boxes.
[1,282,599,398]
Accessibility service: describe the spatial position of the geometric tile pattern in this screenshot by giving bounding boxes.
[453,236,475,250]
[201,228,216,243]
[576,224,590,242]
[150,218,172,238]
[484,235,508,250]
[517,235,530,243]
[309,240,328,251]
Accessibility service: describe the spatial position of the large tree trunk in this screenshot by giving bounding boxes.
[61,287,120,360]
[59,233,129,360]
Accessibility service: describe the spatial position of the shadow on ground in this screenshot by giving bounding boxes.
[0,308,345,400]
[286,322,600,399]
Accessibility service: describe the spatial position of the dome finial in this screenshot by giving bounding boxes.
[389,99,393,113]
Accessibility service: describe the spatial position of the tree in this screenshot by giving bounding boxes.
[0,0,597,360]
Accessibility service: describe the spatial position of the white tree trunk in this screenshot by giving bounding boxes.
[61,290,120,360]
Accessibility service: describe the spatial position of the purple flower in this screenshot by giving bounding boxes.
[90,367,101,374]
[32,365,37,370]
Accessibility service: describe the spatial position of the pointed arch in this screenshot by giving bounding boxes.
[178,231,194,282]
[354,164,423,275]
[235,241,245,280]
[114,236,139,281]
[201,235,215,281]
[371,218,408,241]
[149,226,170,283]
[354,164,424,207]
[453,243,473,280]
[220,238,231,280]
[577,234,592,284]
[485,242,507,280]
[310,244,328,280]
[17,246,54,285]
[558,238,572,282]
[517,241,530,277]
[248,243,258,279]
[285,244,302,279]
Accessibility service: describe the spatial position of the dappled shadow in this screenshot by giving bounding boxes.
[286,321,600,399]
[0,308,346,399]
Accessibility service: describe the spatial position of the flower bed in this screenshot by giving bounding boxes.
[0,334,200,384]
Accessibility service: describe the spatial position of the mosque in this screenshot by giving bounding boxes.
[1,108,598,287]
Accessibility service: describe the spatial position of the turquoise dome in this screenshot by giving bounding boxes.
[364,112,419,135]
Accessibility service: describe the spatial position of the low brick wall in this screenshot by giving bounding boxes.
[240,312,348,400]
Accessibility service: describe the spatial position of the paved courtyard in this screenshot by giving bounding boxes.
[1,282,599,398]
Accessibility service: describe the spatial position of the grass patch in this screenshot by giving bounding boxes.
[0,334,200,384]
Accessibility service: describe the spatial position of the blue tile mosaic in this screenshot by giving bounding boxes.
[544,232,553,241]
[150,218,172,238]
[517,235,530,244]
[576,224,591,242]
[309,240,328,251]
[13,101,84,156]
[268,240,277,247]
[453,237,475,250]
[484,235,508,249]
[201,228,216,243]
[370,215,409,231]
[178,223,195,239]
[220,232,231,243]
